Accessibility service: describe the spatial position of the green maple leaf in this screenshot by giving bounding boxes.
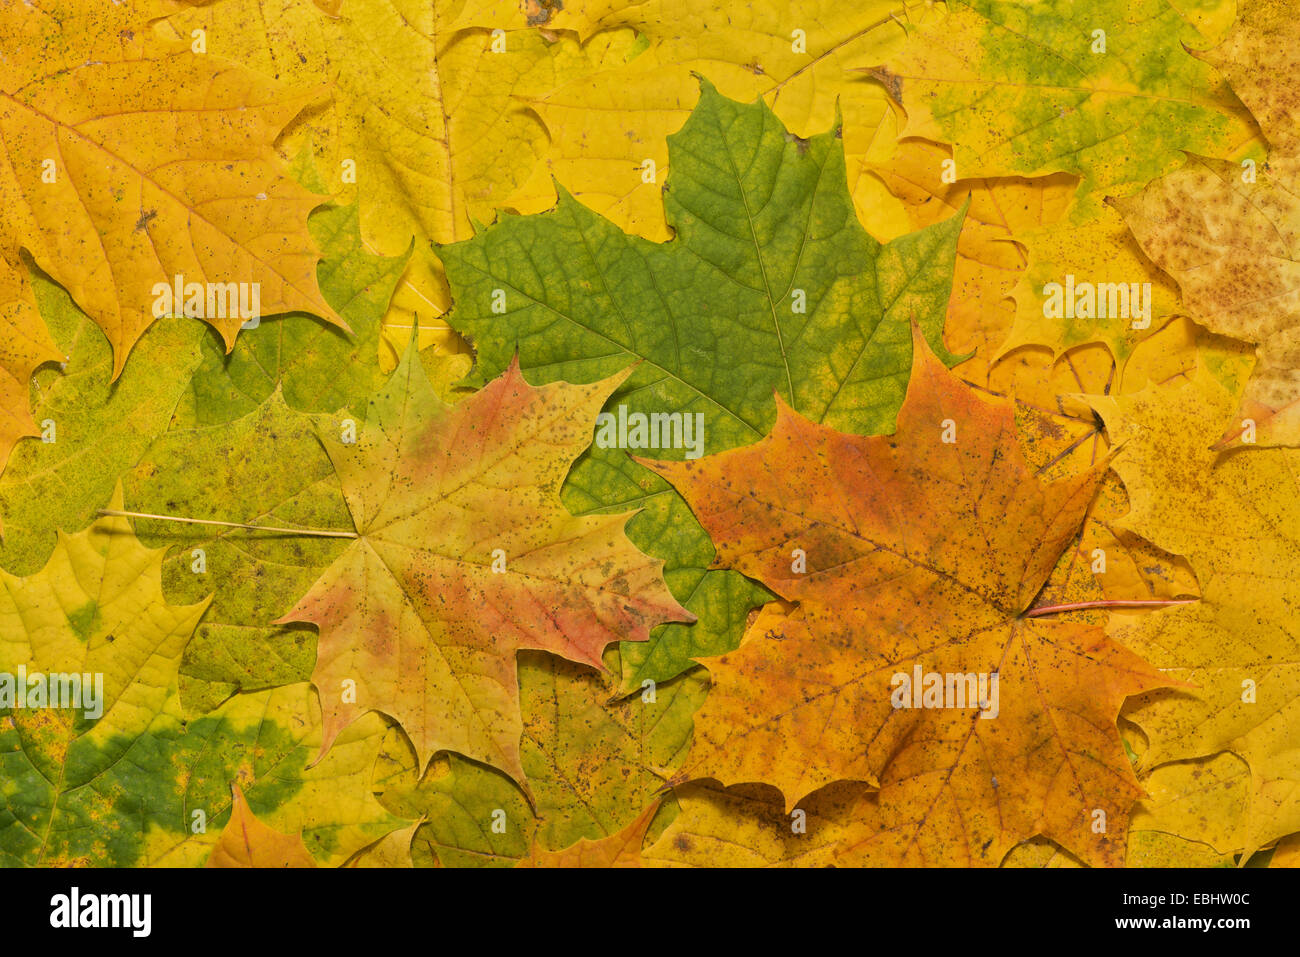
[441,80,965,690]
[125,393,347,714]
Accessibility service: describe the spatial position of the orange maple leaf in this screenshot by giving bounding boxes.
[206,784,318,868]
[644,326,1173,866]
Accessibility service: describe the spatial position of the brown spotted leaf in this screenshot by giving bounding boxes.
[1114,0,1300,447]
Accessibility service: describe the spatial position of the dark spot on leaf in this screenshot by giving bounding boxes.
[866,67,903,103]
[526,0,562,26]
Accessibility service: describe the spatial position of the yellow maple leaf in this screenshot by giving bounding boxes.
[0,0,341,373]
[1094,354,1300,854]
[163,0,644,355]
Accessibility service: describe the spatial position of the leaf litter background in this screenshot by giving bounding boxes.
[0,0,1296,867]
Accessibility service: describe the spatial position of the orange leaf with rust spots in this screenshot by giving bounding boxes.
[644,327,1171,866]
[281,340,692,790]
[206,784,318,868]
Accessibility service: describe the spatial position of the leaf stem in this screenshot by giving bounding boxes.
[1023,598,1196,618]
[95,509,358,539]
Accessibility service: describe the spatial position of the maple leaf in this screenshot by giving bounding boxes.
[989,319,1210,611]
[126,390,347,714]
[643,778,869,868]
[373,649,704,865]
[176,159,411,429]
[999,202,1191,364]
[1112,1,1300,447]
[0,492,402,866]
[125,354,474,714]
[0,281,203,575]
[122,190,466,713]
[0,160,395,577]
[162,0,643,350]
[281,342,691,787]
[0,260,63,497]
[645,327,1170,866]
[1093,357,1300,855]
[515,799,659,868]
[873,0,1251,213]
[1126,752,1251,866]
[443,81,964,691]
[858,128,1208,373]
[163,0,612,257]
[1003,749,1251,867]
[862,138,1077,385]
[522,0,919,243]
[206,784,318,868]
[866,0,1259,366]
[0,0,341,384]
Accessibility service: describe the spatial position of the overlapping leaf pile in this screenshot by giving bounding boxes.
[0,0,1296,868]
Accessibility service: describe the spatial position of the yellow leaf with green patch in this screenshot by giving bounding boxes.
[0,493,402,866]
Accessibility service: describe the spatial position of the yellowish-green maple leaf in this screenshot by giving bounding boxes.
[0,492,402,866]
[374,649,704,866]
[282,342,690,787]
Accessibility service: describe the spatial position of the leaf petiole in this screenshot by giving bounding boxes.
[1023,598,1197,618]
[95,509,358,538]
